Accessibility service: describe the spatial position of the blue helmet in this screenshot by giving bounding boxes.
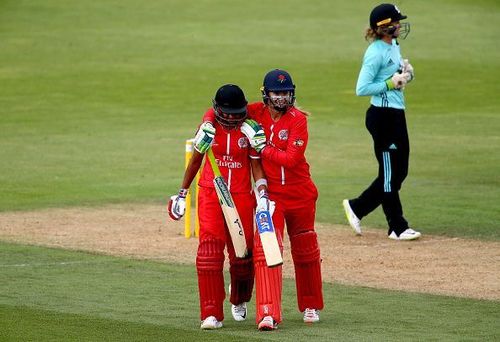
[261,69,295,112]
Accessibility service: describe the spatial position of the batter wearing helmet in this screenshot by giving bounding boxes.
[168,84,271,329]
[241,69,324,330]
[342,3,421,240]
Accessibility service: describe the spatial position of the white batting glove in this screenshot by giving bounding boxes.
[386,72,408,90]
[193,121,215,153]
[403,59,414,82]
[256,189,275,216]
[167,189,188,220]
[241,119,266,153]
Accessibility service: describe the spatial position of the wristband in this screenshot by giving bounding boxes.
[255,178,268,189]
[178,188,188,198]
[385,78,395,90]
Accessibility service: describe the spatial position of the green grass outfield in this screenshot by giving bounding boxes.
[1,242,499,341]
[1,0,499,238]
[0,0,499,340]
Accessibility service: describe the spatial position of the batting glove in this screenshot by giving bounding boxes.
[193,121,216,153]
[167,189,188,220]
[241,119,266,153]
[385,72,408,90]
[403,59,414,82]
[256,189,275,216]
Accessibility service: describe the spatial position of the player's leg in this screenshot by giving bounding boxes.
[196,187,227,328]
[286,190,323,322]
[254,204,284,329]
[227,193,255,321]
[381,109,419,239]
[347,105,387,220]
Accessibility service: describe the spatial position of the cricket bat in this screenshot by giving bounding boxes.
[206,148,248,258]
[255,209,283,267]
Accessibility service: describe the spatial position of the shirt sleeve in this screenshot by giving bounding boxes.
[261,115,308,168]
[356,46,387,96]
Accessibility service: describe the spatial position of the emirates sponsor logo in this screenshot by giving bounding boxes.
[217,155,243,169]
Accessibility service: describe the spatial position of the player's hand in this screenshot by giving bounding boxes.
[256,189,269,212]
[386,72,408,90]
[403,59,414,82]
[241,119,266,153]
[193,121,216,153]
[256,189,275,215]
[167,189,188,220]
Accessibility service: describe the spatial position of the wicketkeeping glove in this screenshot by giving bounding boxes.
[385,72,408,90]
[240,119,266,153]
[403,59,414,82]
[193,121,216,153]
[167,189,188,220]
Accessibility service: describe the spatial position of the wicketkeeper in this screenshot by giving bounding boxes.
[167,84,271,330]
[342,3,421,240]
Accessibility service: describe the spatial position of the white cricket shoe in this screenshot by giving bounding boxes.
[343,199,362,235]
[231,302,247,321]
[258,316,277,331]
[303,308,320,323]
[200,316,223,330]
[388,228,421,241]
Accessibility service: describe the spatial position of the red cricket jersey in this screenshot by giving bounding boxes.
[247,102,312,186]
[197,108,258,193]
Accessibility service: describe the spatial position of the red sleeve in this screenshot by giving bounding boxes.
[247,102,264,120]
[261,114,308,168]
[202,108,216,123]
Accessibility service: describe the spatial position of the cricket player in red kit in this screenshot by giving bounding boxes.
[168,84,271,330]
[242,69,324,330]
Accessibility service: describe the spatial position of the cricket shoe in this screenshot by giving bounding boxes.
[303,308,320,323]
[231,302,247,321]
[343,199,362,235]
[200,316,223,330]
[388,228,421,241]
[258,316,278,331]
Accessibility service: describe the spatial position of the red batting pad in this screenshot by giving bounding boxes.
[196,238,226,321]
[254,232,283,324]
[290,231,324,311]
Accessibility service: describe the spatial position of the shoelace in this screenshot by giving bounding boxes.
[234,304,246,315]
[304,309,317,317]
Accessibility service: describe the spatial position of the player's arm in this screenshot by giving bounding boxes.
[250,158,274,214]
[260,117,308,168]
[167,150,204,221]
[168,121,215,220]
[356,49,391,95]
[241,117,308,168]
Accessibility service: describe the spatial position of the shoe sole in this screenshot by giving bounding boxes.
[388,233,422,241]
[200,324,222,330]
[343,200,362,235]
[258,324,277,331]
[304,319,319,323]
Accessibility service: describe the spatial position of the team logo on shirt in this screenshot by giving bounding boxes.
[278,129,288,140]
[293,139,304,147]
[238,137,248,148]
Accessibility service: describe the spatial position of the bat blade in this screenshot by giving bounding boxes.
[255,210,283,267]
[213,176,248,258]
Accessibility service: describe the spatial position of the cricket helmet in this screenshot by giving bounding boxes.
[213,84,248,129]
[261,69,296,112]
[369,3,409,38]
